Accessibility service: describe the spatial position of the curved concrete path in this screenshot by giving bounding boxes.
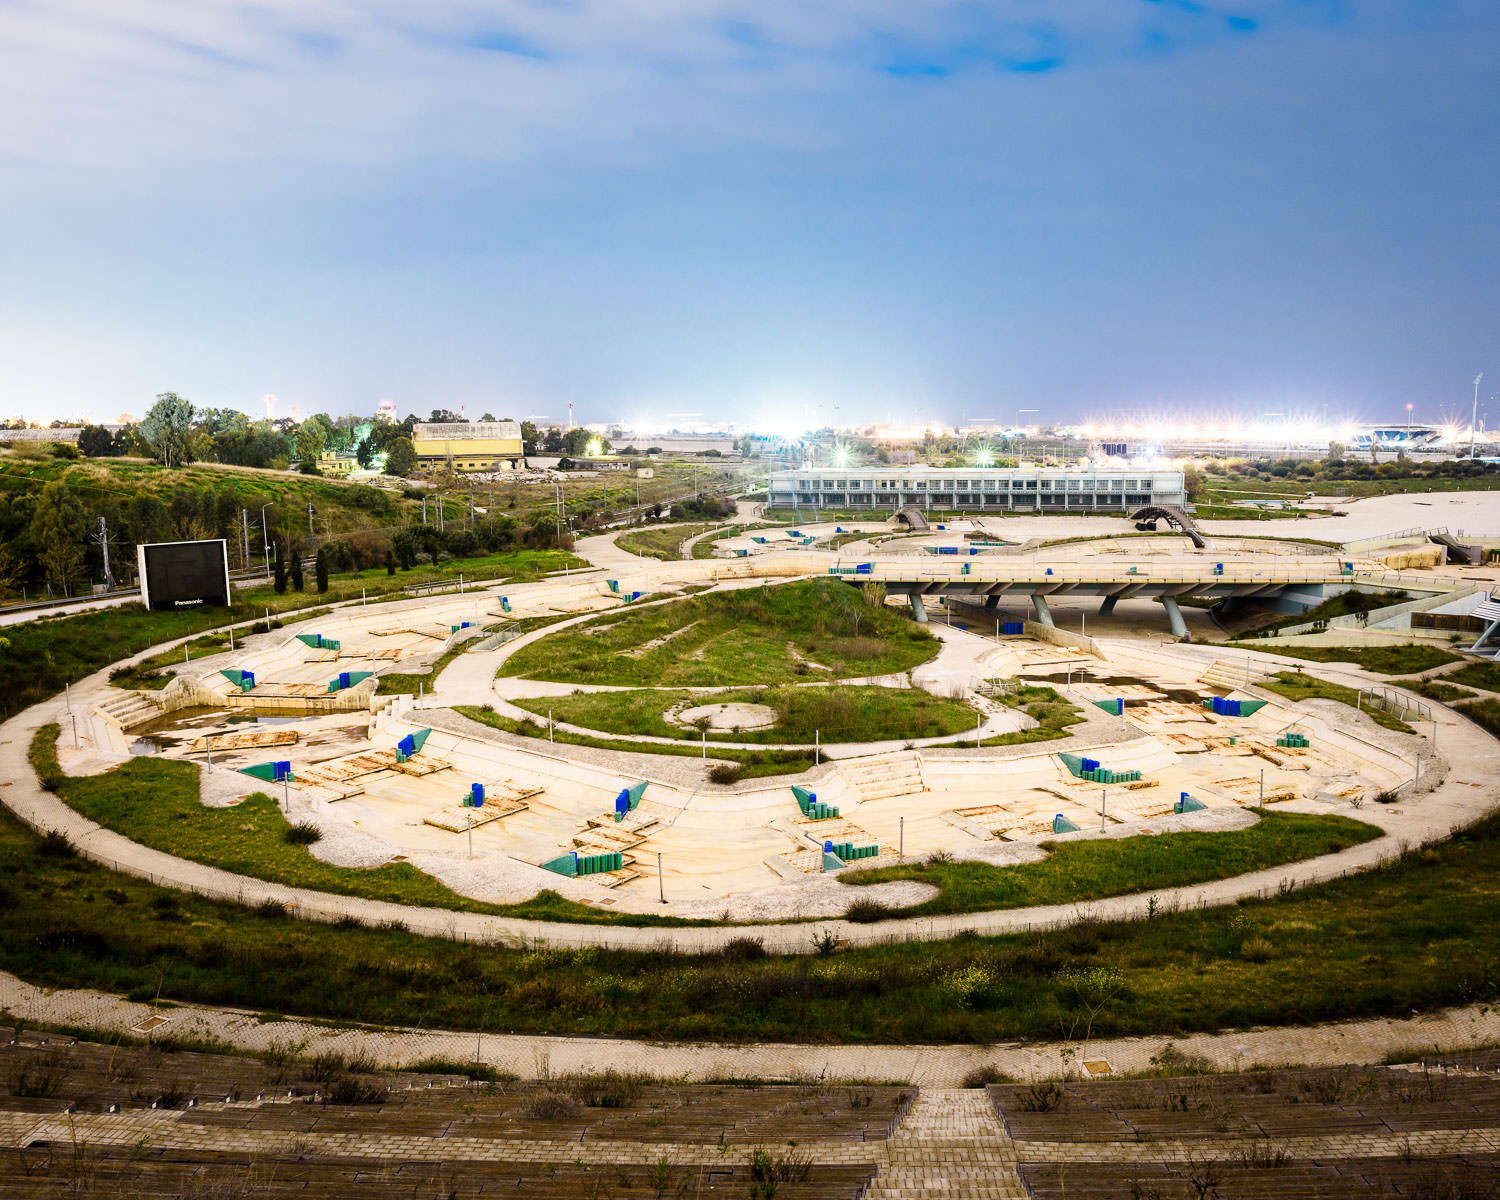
[3,965,1497,1087]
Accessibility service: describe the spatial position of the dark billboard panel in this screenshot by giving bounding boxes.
[137,539,231,611]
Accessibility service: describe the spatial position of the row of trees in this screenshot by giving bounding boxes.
[57,397,630,476]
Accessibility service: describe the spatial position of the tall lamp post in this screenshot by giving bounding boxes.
[1015,409,1037,461]
[1473,373,1484,460]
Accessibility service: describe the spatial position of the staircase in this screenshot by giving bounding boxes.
[1197,659,1265,691]
[92,689,164,732]
[865,1088,1027,1199]
[838,751,927,801]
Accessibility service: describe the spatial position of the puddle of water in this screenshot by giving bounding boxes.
[128,706,327,755]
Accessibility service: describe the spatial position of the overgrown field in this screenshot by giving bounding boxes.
[1260,671,1413,733]
[454,704,816,779]
[615,522,722,561]
[1224,642,1461,676]
[2,781,1498,1042]
[500,579,939,686]
[838,810,1381,919]
[509,685,978,744]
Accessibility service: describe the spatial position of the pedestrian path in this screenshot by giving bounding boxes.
[866,1088,1027,1199]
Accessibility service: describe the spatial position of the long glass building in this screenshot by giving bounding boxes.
[766,466,1187,513]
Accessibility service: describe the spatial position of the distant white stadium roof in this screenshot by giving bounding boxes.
[413,421,521,441]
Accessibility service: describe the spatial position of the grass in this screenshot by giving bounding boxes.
[615,522,722,561]
[1446,662,1500,695]
[0,548,581,718]
[500,579,940,687]
[5,770,1500,1042]
[1455,698,1500,740]
[1411,681,1478,704]
[925,684,1084,749]
[837,810,1381,919]
[1220,642,1462,676]
[454,704,816,778]
[109,633,237,690]
[35,726,705,927]
[1234,590,1412,638]
[1260,671,1414,733]
[508,685,979,744]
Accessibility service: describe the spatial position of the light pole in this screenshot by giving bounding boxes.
[1015,409,1037,460]
[259,505,272,579]
[1473,373,1484,460]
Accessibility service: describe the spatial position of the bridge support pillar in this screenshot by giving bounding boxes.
[1162,596,1190,641]
[1098,595,1118,616]
[984,595,1001,609]
[909,594,928,623]
[1030,593,1055,627]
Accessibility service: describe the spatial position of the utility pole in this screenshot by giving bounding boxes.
[307,502,314,537]
[241,508,250,570]
[93,516,114,589]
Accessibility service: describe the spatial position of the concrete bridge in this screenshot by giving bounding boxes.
[824,555,1387,641]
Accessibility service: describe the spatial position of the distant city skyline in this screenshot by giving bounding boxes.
[3,2,1498,428]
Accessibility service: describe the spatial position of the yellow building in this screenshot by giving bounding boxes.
[412,421,525,472]
[317,450,358,476]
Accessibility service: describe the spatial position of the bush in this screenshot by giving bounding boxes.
[324,1076,390,1105]
[708,763,743,785]
[720,936,767,962]
[525,1091,580,1119]
[38,830,75,858]
[962,1065,1011,1088]
[283,822,322,845]
[845,898,894,924]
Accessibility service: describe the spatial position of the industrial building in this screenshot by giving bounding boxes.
[412,421,525,471]
[766,465,1187,513]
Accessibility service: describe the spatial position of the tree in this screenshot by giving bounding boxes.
[1327,441,1345,464]
[480,412,496,422]
[29,481,88,596]
[140,393,195,468]
[290,551,304,592]
[542,426,565,454]
[273,542,287,594]
[385,548,396,576]
[384,437,417,476]
[429,409,462,423]
[1182,465,1204,501]
[520,421,540,455]
[315,548,328,593]
[296,422,327,465]
[76,425,115,457]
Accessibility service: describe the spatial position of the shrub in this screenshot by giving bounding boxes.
[845,898,894,924]
[720,937,767,962]
[1240,936,1275,963]
[283,822,322,846]
[525,1090,580,1119]
[38,830,75,858]
[708,763,743,785]
[324,1076,390,1105]
[962,1065,1011,1088]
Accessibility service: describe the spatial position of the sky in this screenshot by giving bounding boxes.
[2,0,1499,433]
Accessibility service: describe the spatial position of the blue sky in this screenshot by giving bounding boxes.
[3,0,1499,431]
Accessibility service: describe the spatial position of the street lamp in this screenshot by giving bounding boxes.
[1473,373,1484,461]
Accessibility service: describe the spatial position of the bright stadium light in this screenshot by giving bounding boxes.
[976,446,993,467]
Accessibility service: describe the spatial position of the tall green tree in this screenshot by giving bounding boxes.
[290,550,304,592]
[29,481,89,596]
[76,425,115,457]
[384,437,417,477]
[140,393,195,468]
[273,542,287,594]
